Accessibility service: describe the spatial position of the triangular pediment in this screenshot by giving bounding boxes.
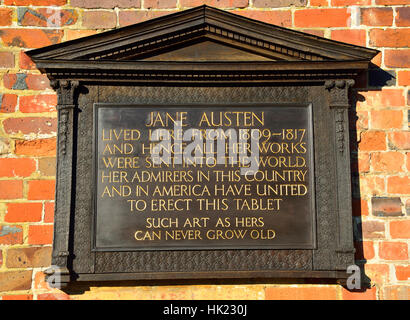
[27,6,377,62]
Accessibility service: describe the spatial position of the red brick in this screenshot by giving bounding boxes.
[361,8,393,26]
[365,264,390,284]
[0,158,36,178]
[3,117,57,136]
[395,265,410,281]
[37,293,70,300]
[375,0,410,4]
[390,220,410,239]
[19,95,57,113]
[359,131,386,151]
[4,0,66,4]
[5,202,42,223]
[358,89,405,108]
[354,240,375,260]
[362,220,385,239]
[379,241,408,260]
[0,29,63,48]
[2,73,18,89]
[18,8,78,27]
[299,29,325,37]
[1,295,33,300]
[15,138,56,157]
[388,132,410,150]
[44,202,54,223]
[28,225,53,245]
[342,286,376,300]
[387,176,410,194]
[331,29,366,46]
[0,180,23,199]
[352,198,369,217]
[398,70,410,86]
[0,8,13,26]
[25,74,51,90]
[0,225,23,244]
[396,7,410,27]
[70,0,141,8]
[6,246,52,268]
[65,29,97,41]
[382,285,409,300]
[246,0,300,8]
[0,52,14,68]
[360,176,385,196]
[385,49,410,68]
[356,152,370,173]
[0,270,32,291]
[82,11,117,29]
[310,0,327,6]
[0,94,18,113]
[27,180,55,200]
[119,10,176,26]
[369,29,410,48]
[232,10,292,27]
[181,0,248,7]
[265,286,338,300]
[332,0,371,4]
[371,152,404,173]
[294,9,350,28]
[0,250,2,267]
[145,0,178,9]
[19,52,36,70]
[38,157,56,176]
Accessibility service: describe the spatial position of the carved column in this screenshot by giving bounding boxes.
[325,79,356,269]
[44,80,79,287]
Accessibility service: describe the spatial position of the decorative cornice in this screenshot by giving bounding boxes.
[50,80,79,108]
[325,79,355,109]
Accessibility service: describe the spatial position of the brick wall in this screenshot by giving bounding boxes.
[0,0,408,300]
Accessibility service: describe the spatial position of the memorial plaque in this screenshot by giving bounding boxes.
[26,6,378,285]
[94,104,315,250]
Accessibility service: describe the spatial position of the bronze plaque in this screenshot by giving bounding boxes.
[93,104,315,251]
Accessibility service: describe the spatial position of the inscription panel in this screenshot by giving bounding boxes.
[93,104,315,251]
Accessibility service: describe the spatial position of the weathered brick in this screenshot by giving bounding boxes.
[362,220,385,239]
[4,0,66,4]
[19,95,57,113]
[44,202,54,223]
[0,29,63,48]
[82,11,117,29]
[359,176,385,196]
[0,270,32,292]
[358,89,405,109]
[180,0,248,7]
[385,49,410,68]
[341,286,376,300]
[119,10,175,26]
[294,9,350,28]
[361,7,393,26]
[37,293,70,300]
[365,264,390,284]
[70,0,141,8]
[372,197,403,217]
[390,220,410,239]
[6,247,52,268]
[232,10,292,27]
[25,74,51,90]
[144,0,178,9]
[0,225,23,244]
[395,265,410,281]
[0,94,18,113]
[18,8,78,27]
[332,0,371,4]
[310,0,327,5]
[354,240,375,260]
[387,176,410,194]
[0,158,36,178]
[382,285,409,300]
[359,131,386,151]
[65,29,97,41]
[0,52,15,68]
[252,0,305,7]
[38,157,56,176]
[379,242,408,260]
[3,117,57,135]
[331,29,366,46]
[15,138,56,156]
[3,73,27,90]
[388,132,410,150]
[369,29,410,48]
[396,7,410,27]
[0,137,11,155]
[375,0,410,4]
[27,180,55,200]
[5,202,42,222]
[398,70,410,86]
[265,286,338,300]
[1,294,33,300]
[19,52,36,70]
[0,180,23,199]
[0,250,2,268]
[0,8,13,26]
[28,225,53,245]
[371,151,404,173]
